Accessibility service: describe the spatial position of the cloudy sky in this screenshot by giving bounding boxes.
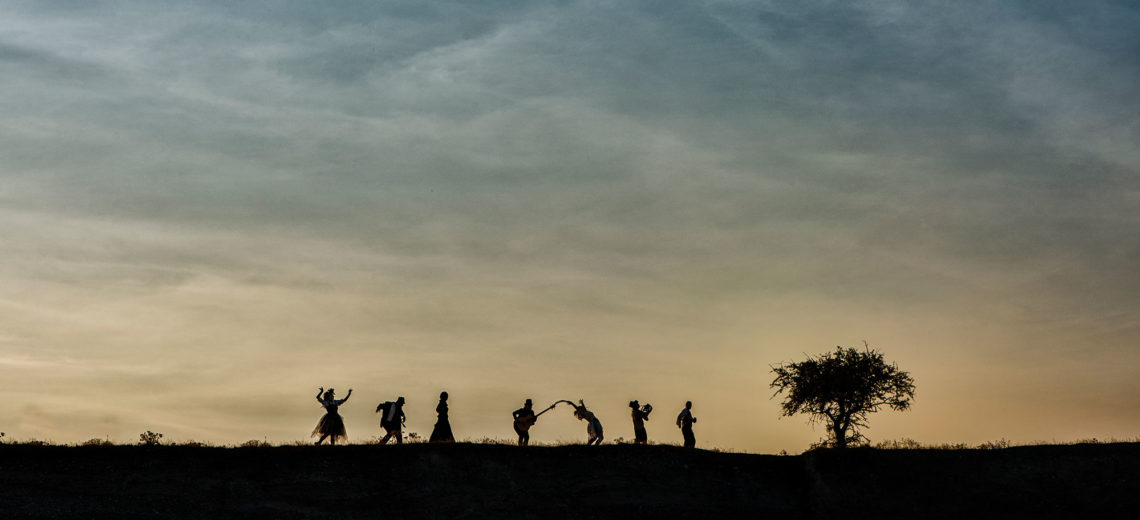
[1,0,1137,451]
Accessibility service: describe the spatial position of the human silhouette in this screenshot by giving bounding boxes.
[511,399,561,446]
[676,401,697,448]
[512,398,537,446]
[429,391,454,443]
[312,387,352,445]
[568,400,604,445]
[629,400,652,444]
[376,396,406,444]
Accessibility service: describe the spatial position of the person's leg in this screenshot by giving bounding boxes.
[380,430,392,444]
[316,434,328,445]
[395,429,403,444]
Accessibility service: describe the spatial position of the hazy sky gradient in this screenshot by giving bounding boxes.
[2,0,1138,451]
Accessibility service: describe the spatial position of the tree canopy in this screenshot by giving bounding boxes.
[770,345,915,448]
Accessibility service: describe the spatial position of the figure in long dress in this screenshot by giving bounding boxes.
[629,400,652,444]
[429,391,455,443]
[312,387,352,445]
[676,401,697,448]
[568,400,604,445]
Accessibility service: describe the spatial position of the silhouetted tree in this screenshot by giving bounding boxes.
[770,344,915,448]
[138,430,164,446]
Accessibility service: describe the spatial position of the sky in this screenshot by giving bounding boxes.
[1,0,1138,452]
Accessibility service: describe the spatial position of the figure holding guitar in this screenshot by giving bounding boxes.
[511,398,559,446]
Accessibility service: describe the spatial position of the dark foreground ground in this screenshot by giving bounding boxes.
[1,442,1138,519]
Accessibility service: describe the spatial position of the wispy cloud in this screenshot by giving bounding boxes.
[0,0,1137,449]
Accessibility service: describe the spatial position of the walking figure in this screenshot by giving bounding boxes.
[312,387,352,445]
[429,391,455,443]
[376,396,406,444]
[676,401,697,448]
[568,400,604,445]
[629,400,652,444]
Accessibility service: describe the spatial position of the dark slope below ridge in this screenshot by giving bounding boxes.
[1,442,1137,519]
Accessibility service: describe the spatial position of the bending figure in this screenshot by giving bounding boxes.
[567,399,604,445]
[312,387,352,445]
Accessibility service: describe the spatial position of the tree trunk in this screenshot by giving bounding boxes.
[832,420,847,449]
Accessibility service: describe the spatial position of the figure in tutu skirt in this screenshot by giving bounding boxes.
[312,387,352,445]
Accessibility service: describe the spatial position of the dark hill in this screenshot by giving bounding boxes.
[1,442,1137,519]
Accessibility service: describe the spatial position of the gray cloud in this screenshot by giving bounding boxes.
[1,0,1137,449]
